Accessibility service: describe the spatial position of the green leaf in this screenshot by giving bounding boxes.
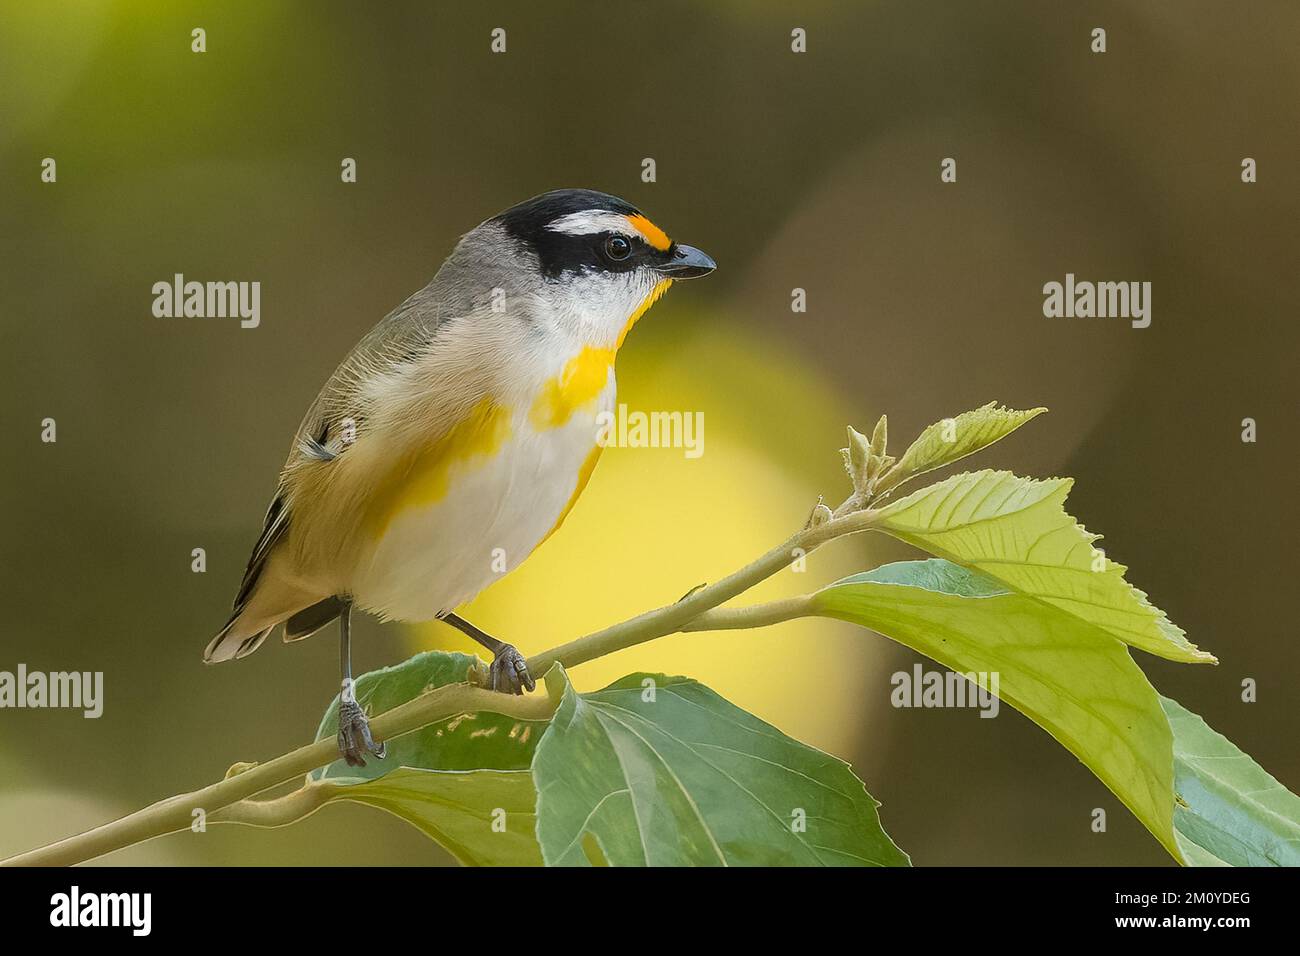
[318,768,542,866]
[532,666,909,867]
[304,650,549,865]
[872,470,1215,664]
[813,558,1181,860]
[885,402,1045,490]
[1162,696,1300,866]
[301,651,907,868]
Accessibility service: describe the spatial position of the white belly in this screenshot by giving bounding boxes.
[351,385,610,622]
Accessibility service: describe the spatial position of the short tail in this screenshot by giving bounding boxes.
[206,490,295,664]
[205,594,343,662]
[203,614,275,663]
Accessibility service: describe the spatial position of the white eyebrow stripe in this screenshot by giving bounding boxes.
[545,210,634,237]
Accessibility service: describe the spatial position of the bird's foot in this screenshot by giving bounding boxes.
[487,644,535,695]
[337,691,386,768]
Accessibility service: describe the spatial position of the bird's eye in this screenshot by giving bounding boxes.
[604,235,632,261]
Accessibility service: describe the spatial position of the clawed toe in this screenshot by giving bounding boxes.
[337,697,386,767]
[488,644,535,695]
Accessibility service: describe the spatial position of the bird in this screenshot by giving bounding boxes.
[203,188,716,767]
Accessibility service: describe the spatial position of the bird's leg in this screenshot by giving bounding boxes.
[335,599,386,767]
[441,612,535,695]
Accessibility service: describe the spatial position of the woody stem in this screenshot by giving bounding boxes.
[1,500,878,867]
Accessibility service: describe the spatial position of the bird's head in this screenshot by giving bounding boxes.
[456,188,716,349]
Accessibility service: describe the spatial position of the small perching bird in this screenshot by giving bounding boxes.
[204,189,715,766]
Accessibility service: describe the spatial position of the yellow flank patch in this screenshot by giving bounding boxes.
[530,345,615,430]
[617,278,673,350]
[366,397,511,538]
[625,214,671,251]
[537,443,605,549]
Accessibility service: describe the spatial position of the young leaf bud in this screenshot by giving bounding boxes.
[869,415,888,460]
[846,425,872,490]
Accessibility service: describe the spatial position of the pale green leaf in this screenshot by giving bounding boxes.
[1162,696,1300,866]
[322,768,543,866]
[886,402,1046,490]
[872,470,1214,664]
[532,666,909,867]
[814,558,1180,860]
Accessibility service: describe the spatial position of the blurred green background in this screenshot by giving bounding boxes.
[2,1,1296,865]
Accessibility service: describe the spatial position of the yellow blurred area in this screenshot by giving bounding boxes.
[411,315,894,757]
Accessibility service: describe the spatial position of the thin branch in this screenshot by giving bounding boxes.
[681,595,818,632]
[209,783,334,828]
[518,506,879,676]
[2,502,880,867]
[1,683,554,866]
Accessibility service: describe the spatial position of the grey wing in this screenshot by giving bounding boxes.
[283,221,526,469]
[220,281,449,629]
[284,281,450,470]
[221,493,290,626]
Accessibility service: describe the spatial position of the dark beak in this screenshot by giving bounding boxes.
[655,243,716,279]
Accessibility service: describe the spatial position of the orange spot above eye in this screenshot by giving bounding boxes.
[625,214,671,251]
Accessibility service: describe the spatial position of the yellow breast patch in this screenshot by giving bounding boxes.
[366,396,512,538]
[530,345,614,430]
[530,278,675,429]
